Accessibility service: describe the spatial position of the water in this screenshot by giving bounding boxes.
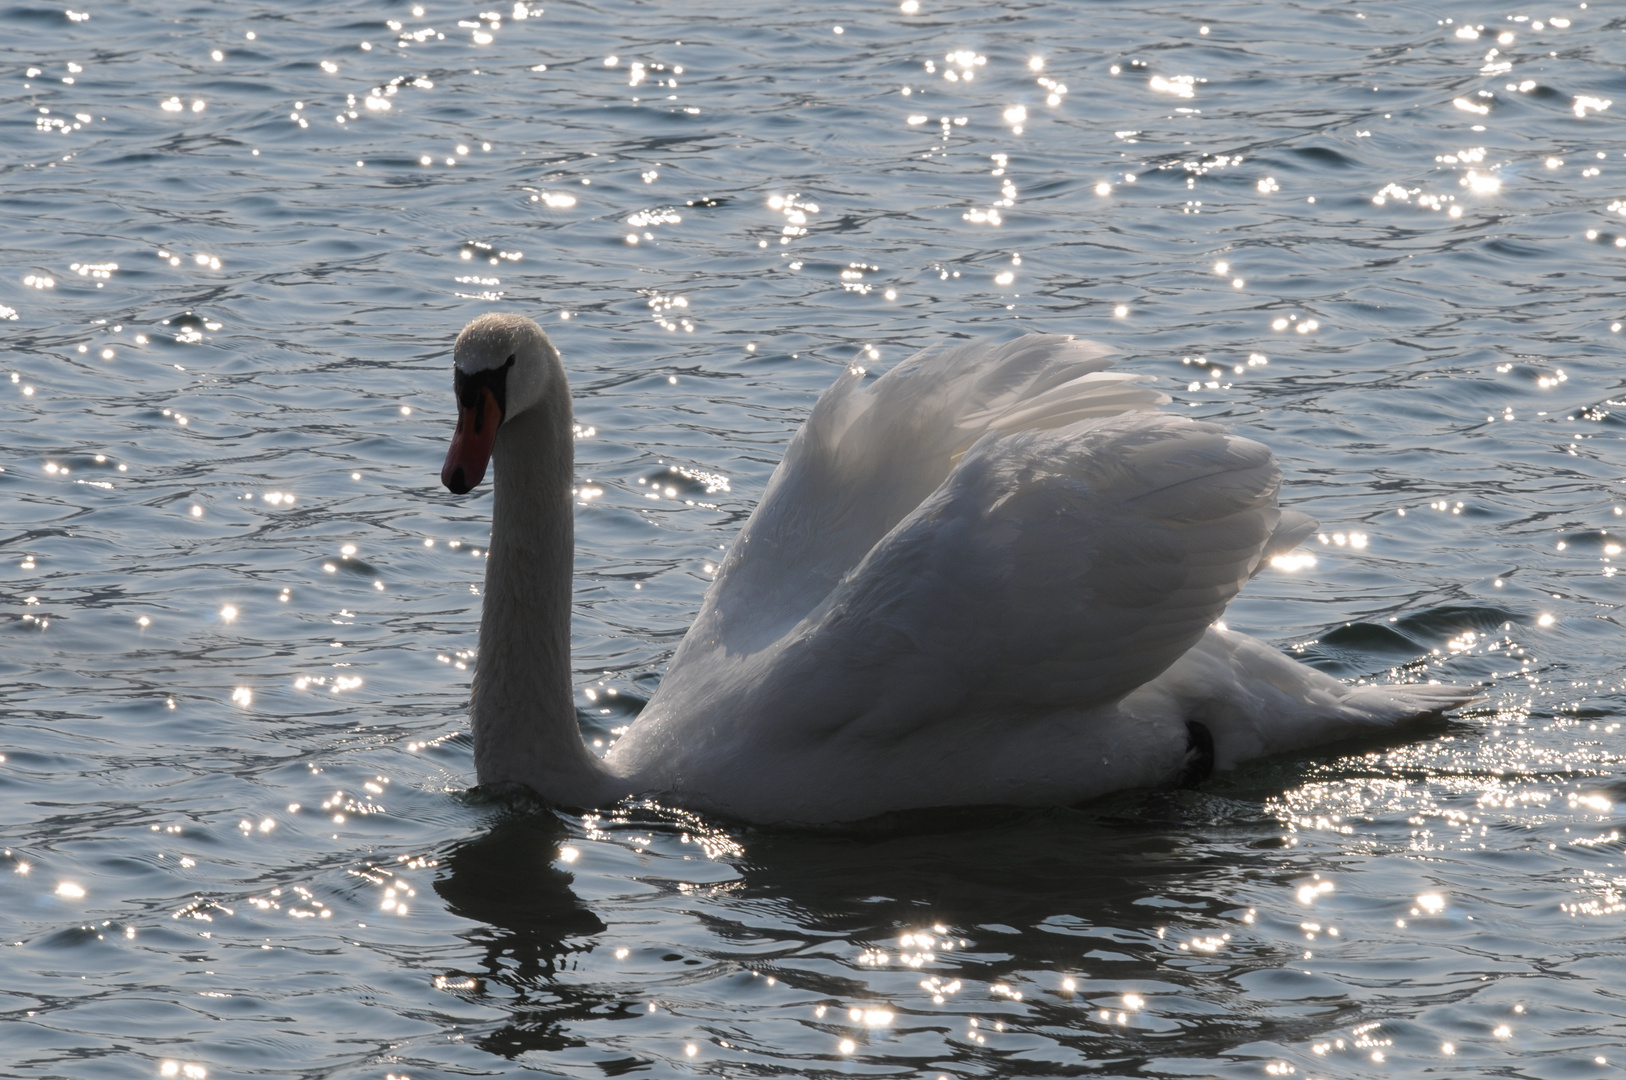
[3,0,1625,1075]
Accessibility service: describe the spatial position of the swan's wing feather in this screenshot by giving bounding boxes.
[678,336,1166,661]
[787,412,1285,739]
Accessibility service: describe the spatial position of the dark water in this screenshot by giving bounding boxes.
[3,0,1625,1076]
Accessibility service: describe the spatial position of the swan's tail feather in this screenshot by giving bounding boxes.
[1207,674,1480,772]
[1336,682,1484,722]
[1128,628,1480,772]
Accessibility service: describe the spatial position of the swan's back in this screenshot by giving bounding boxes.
[597,333,1478,822]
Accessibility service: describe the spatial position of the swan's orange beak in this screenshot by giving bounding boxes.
[441,386,503,494]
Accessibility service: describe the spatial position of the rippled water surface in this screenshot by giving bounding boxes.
[4,0,1626,1075]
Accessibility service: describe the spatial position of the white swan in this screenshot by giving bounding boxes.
[440,313,1474,825]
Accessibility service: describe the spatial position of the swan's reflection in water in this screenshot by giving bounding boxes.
[431,787,1399,1074]
[433,813,618,1060]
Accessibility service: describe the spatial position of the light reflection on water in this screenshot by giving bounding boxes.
[2,0,1625,1076]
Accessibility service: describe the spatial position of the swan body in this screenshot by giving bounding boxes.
[441,314,1474,825]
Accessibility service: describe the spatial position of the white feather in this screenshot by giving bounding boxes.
[454,317,1477,824]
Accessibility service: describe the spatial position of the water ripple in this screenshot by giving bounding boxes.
[2,0,1625,1076]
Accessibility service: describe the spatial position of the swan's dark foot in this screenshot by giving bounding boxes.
[1179,720,1215,789]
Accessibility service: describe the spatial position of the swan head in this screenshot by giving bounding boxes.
[441,313,562,494]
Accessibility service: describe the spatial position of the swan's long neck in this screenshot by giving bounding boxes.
[470,389,619,806]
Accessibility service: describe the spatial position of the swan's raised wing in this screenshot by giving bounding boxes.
[769,411,1290,738]
[678,336,1168,662]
